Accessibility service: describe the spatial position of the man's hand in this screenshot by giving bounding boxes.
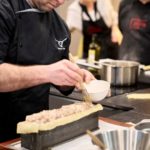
[28,0,65,11]
[47,60,95,88]
[75,69,95,89]
[111,25,123,45]
[81,69,95,83]
[47,60,84,87]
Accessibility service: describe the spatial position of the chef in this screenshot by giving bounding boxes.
[66,0,121,59]
[118,0,150,65]
[0,0,94,142]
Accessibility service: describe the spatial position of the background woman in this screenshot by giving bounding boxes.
[66,0,121,59]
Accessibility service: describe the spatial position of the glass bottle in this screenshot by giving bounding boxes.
[88,34,101,64]
[87,34,101,79]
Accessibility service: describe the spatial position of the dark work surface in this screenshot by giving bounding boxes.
[99,87,150,123]
[100,88,150,114]
[50,82,150,123]
[109,111,150,123]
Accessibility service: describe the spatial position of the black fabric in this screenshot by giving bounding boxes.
[0,0,71,142]
[119,0,150,65]
[80,1,118,59]
[0,0,16,63]
[0,84,49,142]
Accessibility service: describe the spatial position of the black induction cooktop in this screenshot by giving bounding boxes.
[108,82,150,97]
[50,82,150,101]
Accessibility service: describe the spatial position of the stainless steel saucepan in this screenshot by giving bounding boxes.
[100,60,140,86]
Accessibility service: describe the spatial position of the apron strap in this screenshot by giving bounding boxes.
[80,1,100,22]
[94,1,100,21]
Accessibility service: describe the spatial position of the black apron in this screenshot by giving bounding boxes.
[0,0,70,142]
[80,2,118,59]
[119,0,150,65]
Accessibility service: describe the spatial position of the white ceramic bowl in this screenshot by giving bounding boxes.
[84,80,110,102]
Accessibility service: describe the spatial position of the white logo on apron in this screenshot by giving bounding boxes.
[55,38,67,50]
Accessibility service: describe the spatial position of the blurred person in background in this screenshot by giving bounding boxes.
[118,0,150,65]
[66,0,122,59]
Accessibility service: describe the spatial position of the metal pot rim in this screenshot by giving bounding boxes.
[101,60,140,68]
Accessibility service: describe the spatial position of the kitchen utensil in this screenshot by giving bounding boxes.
[132,130,150,150]
[84,80,110,102]
[86,130,106,150]
[93,130,125,150]
[95,129,150,150]
[135,119,150,133]
[69,53,92,103]
[100,60,139,86]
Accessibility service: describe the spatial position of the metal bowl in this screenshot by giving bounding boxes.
[94,129,150,150]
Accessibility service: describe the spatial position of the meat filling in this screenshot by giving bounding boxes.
[26,102,94,123]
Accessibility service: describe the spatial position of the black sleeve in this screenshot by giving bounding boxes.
[52,84,74,96]
[0,0,16,64]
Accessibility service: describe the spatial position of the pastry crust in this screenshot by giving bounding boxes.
[17,103,103,134]
[127,93,150,99]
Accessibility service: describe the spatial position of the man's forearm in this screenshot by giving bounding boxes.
[0,63,49,92]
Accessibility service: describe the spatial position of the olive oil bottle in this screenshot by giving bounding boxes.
[87,34,101,79]
[88,34,101,64]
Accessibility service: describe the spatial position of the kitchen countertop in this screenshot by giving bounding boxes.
[50,82,150,123]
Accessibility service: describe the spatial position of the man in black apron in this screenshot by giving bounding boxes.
[119,0,150,65]
[0,0,94,142]
[80,1,119,59]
